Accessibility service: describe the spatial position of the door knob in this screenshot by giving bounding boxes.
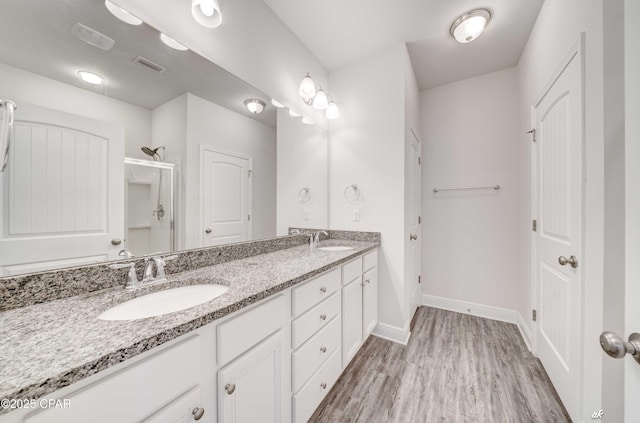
[558,255,578,268]
[205,228,212,234]
[409,234,417,241]
[192,407,205,420]
[599,332,640,364]
[225,383,236,394]
[111,238,122,246]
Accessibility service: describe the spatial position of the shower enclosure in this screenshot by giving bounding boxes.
[124,157,175,256]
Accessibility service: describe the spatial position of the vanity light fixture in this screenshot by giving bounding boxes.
[191,0,222,28]
[271,99,284,108]
[450,9,491,43]
[104,0,142,25]
[244,99,265,114]
[288,109,301,118]
[298,73,339,118]
[78,71,104,85]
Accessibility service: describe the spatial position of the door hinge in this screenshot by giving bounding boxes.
[418,157,421,165]
[248,169,252,177]
[526,129,536,142]
[532,309,537,321]
[532,219,537,232]
[418,216,421,224]
[418,275,421,284]
[247,214,251,221]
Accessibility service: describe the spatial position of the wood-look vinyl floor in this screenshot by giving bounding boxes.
[309,306,571,423]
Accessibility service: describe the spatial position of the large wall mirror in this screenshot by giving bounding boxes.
[0,0,328,276]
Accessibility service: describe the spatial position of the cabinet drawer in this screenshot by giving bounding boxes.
[342,256,362,285]
[25,336,201,423]
[293,348,342,423]
[292,268,340,317]
[218,294,285,367]
[292,292,340,349]
[292,316,341,392]
[363,249,378,271]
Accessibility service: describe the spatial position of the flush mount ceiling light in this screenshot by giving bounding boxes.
[298,73,339,118]
[288,109,300,118]
[160,33,188,51]
[78,71,104,85]
[244,99,265,114]
[271,99,284,108]
[104,0,142,25]
[450,9,491,43]
[191,0,222,28]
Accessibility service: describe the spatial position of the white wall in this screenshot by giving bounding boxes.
[329,44,408,335]
[0,62,151,159]
[116,0,329,129]
[419,68,523,315]
[517,0,606,420]
[276,108,328,234]
[185,93,276,248]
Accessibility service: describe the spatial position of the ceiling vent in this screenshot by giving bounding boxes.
[70,23,115,51]
[133,56,167,73]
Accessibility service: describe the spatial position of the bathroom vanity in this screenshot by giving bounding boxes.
[0,234,379,423]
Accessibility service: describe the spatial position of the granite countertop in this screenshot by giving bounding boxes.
[0,239,378,407]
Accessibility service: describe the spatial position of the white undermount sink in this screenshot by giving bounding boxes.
[98,284,229,321]
[318,246,355,252]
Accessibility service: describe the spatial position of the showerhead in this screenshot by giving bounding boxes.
[141,145,165,161]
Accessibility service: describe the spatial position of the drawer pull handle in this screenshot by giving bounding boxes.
[320,314,327,320]
[320,346,327,353]
[320,286,327,293]
[321,382,327,389]
[225,383,236,395]
[192,407,205,420]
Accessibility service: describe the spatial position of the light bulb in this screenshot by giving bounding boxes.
[299,74,316,99]
[271,99,284,108]
[312,89,328,110]
[326,101,340,119]
[160,33,188,51]
[192,0,222,28]
[288,109,300,117]
[302,118,313,125]
[200,2,215,16]
[104,0,142,25]
[78,71,104,85]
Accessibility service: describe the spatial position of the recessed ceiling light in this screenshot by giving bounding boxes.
[271,99,284,108]
[105,0,142,26]
[78,71,104,85]
[160,33,188,51]
[191,0,222,28]
[450,9,491,43]
[244,99,265,114]
[301,118,313,125]
[288,109,300,118]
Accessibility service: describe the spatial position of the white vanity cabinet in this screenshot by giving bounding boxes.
[19,333,213,423]
[216,294,287,423]
[290,268,342,423]
[342,249,379,367]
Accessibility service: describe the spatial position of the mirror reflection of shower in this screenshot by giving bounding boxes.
[141,145,166,221]
[124,156,175,257]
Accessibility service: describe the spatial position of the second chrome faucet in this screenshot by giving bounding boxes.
[110,254,178,289]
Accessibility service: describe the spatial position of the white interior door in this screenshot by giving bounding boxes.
[625,0,640,418]
[0,101,124,275]
[201,148,251,247]
[409,129,422,318]
[533,50,583,420]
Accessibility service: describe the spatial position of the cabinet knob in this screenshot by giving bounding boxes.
[320,346,327,353]
[225,383,236,395]
[320,382,327,390]
[192,407,205,420]
[205,228,212,234]
[320,314,327,321]
[320,286,327,293]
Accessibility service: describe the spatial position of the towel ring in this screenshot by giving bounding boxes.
[344,184,360,203]
[298,187,311,203]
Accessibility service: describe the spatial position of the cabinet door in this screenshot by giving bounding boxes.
[341,278,363,367]
[218,331,283,423]
[362,266,378,338]
[143,386,204,423]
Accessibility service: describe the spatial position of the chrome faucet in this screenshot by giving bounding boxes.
[143,254,178,284]
[309,230,329,251]
[314,230,329,244]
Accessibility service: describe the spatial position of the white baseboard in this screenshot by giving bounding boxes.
[372,322,411,345]
[422,294,533,352]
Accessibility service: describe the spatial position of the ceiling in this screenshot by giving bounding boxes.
[263,0,544,90]
[0,0,276,127]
